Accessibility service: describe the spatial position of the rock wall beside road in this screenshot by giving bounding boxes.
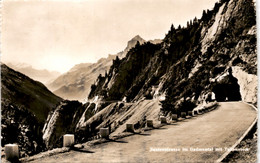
[232,66,257,105]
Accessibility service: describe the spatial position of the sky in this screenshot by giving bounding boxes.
[2,0,218,73]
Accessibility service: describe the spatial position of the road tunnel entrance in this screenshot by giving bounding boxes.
[212,72,242,102]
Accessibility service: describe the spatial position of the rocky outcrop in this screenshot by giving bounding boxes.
[76,100,161,136]
[232,66,257,105]
[89,0,256,114]
[117,35,146,59]
[42,100,93,149]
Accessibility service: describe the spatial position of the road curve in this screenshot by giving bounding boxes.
[30,102,257,163]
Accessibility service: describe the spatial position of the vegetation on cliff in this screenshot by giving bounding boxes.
[88,0,256,115]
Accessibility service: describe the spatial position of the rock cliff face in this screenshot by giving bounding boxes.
[232,66,257,104]
[42,101,94,149]
[89,0,256,107]
[47,36,146,102]
[41,0,256,151]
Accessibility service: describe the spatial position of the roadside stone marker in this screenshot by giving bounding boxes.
[172,114,178,121]
[146,120,153,127]
[126,124,134,132]
[5,144,19,161]
[63,134,75,147]
[100,128,109,138]
[160,116,167,124]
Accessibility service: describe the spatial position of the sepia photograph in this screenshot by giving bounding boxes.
[1,0,257,162]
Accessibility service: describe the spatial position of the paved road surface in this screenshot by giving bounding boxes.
[30,102,256,163]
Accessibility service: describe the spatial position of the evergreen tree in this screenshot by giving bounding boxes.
[187,21,190,28]
[177,25,182,30]
[170,24,175,31]
[135,41,140,47]
[190,20,193,26]
[202,10,207,21]
[193,17,198,23]
[115,56,119,61]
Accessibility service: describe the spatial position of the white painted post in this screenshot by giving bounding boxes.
[63,134,75,147]
[126,124,134,132]
[172,114,178,121]
[146,120,153,127]
[5,144,19,161]
[100,128,109,138]
[160,116,167,124]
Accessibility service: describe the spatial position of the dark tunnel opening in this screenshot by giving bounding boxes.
[212,72,242,102]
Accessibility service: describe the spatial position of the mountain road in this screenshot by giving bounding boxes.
[29,102,257,163]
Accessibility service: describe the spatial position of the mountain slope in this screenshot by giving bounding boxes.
[88,0,256,111]
[7,63,61,84]
[35,0,256,155]
[47,35,147,101]
[1,64,63,124]
[1,64,63,156]
[48,55,116,101]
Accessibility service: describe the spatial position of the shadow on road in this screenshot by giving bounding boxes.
[153,127,167,130]
[134,132,151,136]
[167,123,179,126]
[71,147,95,153]
[107,138,128,143]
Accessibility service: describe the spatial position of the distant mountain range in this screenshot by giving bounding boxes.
[47,35,159,101]
[6,63,61,84]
